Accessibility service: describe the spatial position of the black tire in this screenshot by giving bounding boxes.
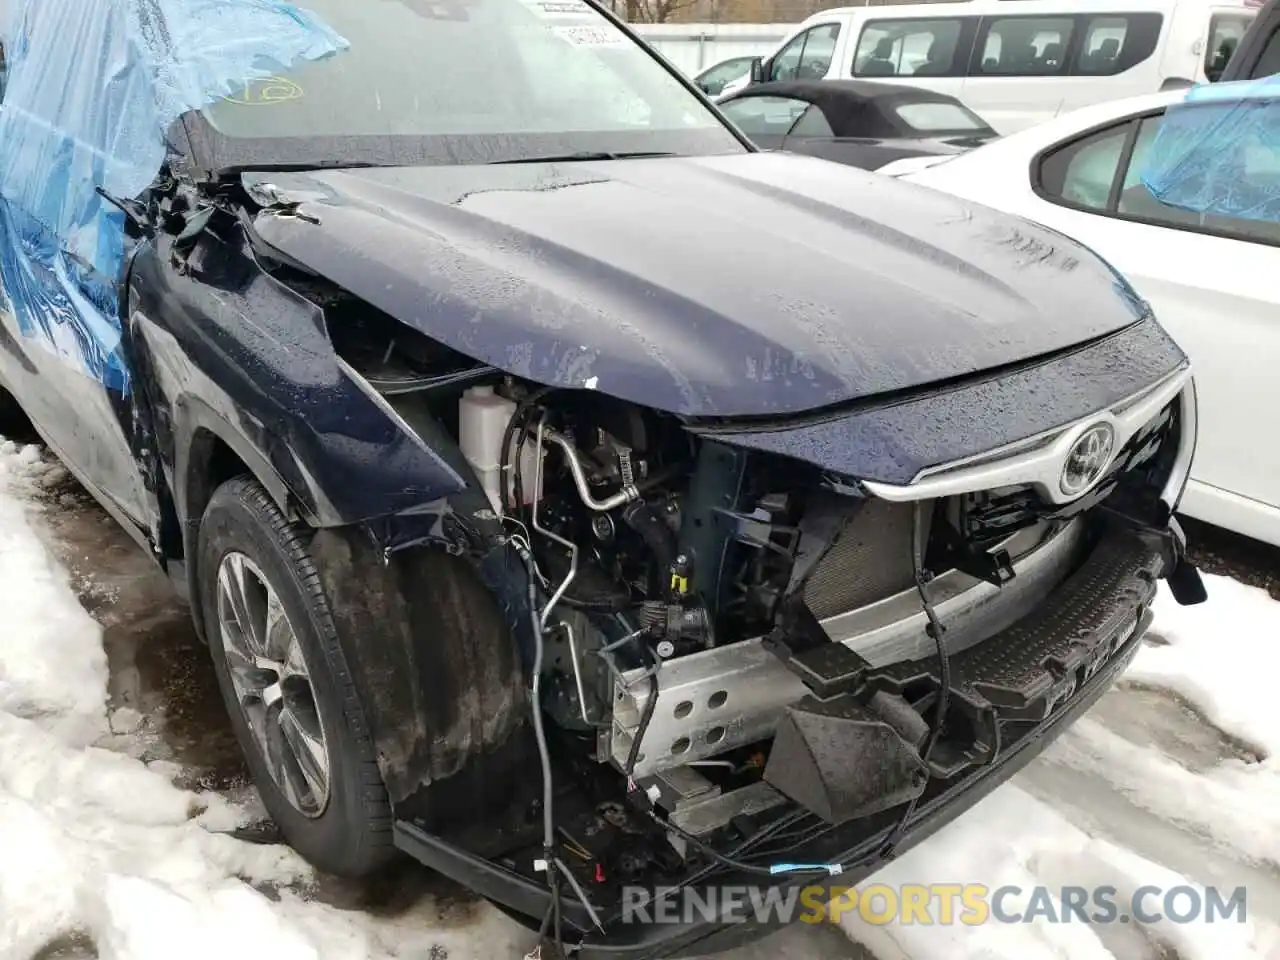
[197,475,394,877]
[0,386,26,434]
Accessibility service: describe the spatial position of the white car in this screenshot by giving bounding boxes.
[893,88,1280,548]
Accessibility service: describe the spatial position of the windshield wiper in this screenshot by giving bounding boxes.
[489,151,679,164]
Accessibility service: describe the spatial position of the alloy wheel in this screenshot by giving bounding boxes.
[215,551,332,818]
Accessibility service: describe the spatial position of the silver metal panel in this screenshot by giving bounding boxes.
[668,781,788,837]
[611,519,1083,777]
[1161,383,1197,512]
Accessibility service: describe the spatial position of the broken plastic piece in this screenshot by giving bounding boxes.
[764,694,928,825]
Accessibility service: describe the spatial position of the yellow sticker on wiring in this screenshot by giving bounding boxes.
[223,76,305,106]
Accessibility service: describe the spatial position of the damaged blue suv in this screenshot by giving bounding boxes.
[0,0,1206,956]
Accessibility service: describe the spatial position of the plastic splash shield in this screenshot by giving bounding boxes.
[1140,77,1280,229]
[0,0,348,391]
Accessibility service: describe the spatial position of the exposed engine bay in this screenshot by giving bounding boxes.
[307,289,1198,943]
[420,367,1187,894]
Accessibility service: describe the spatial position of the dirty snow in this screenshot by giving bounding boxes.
[3,434,1280,960]
[0,440,534,960]
[841,577,1280,960]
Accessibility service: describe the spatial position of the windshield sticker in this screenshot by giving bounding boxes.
[222,76,305,105]
[515,0,597,20]
[524,0,594,17]
[553,24,627,47]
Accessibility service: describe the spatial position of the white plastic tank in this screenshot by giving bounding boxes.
[459,385,542,513]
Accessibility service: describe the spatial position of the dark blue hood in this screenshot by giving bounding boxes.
[245,151,1148,419]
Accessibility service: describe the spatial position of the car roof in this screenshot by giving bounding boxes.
[721,79,993,140]
[1043,88,1190,128]
[969,88,1187,151]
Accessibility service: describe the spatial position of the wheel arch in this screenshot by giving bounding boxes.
[177,402,540,822]
[174,397,296,642]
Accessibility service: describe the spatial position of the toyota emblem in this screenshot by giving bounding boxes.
[1060,423,1115,497]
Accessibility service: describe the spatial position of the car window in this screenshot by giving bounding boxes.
[720,95,811,136]
[1124,114,1280,242]
[894,100,990,135]
[979,17,1074,75]
[853,19,963,77]
[1077,16,1130,75]
[1039,122,1129,210]
[1206,13,1254,81]
[696,57,752,96]
[1116,118,1202,227]
[788,104,835,138]
[1040,112,1280,245]
[770,23,840,82]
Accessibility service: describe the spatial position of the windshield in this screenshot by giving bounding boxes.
[196,0,742,167]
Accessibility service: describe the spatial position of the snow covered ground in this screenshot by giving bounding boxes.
[1,436,1278,960]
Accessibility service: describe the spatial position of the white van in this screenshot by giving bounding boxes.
[719,0,1262,133]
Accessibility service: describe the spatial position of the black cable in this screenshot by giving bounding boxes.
[499,385,555,516]
[680,808,812,888]
[653,812,800,877]
[513,419,530,520]
[624,639,659,783]
[552,874,564,953]
[655,501,957,881]
[538,899,554,939]
[873,500,952,859]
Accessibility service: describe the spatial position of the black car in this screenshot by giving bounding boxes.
[1220,0,1280,82]
[717,79,999,170]
[0,0,1204,957]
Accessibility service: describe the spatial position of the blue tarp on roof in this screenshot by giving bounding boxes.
[1140,77,1280,228]
[0,0,347,391]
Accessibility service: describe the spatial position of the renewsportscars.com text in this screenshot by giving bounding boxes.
[620,883,1247,927]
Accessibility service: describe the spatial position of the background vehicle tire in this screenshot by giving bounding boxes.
[197,475,394,877]
[0,386,28,434]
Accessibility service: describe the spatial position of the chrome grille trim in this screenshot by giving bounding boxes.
[863,365,1191,506]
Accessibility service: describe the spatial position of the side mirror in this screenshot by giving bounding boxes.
[749,57,765,83]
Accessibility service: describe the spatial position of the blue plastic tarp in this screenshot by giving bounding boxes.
[0,0,347,391]
[1140,77,1280,228]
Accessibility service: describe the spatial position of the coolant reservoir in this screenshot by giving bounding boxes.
[459,385,541,513]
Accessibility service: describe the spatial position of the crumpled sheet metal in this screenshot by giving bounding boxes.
[1140,77,1280,227]
[0,0,347,391]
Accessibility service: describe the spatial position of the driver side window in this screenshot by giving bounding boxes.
[769,23,841,83]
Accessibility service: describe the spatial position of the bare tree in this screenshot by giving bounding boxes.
[626,0,699,22]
